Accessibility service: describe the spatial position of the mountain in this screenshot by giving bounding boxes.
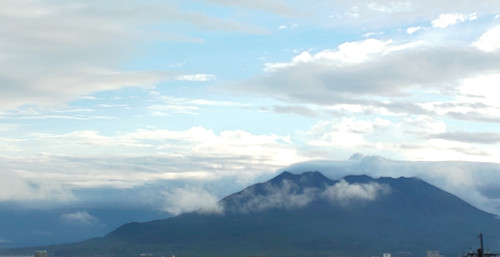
[5,171,500,257]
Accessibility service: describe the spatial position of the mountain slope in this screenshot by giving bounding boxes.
[12,171,500,257]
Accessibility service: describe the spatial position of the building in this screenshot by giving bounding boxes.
[34,251,47,257]
[383,253,391,257]
[427,250,440,257]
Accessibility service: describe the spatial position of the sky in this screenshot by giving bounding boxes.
[2,0,500,216]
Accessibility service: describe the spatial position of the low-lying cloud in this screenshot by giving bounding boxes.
[60,211,100,226]
[225,178,391,214]
[0,167,74,203]
[161,187,223,215]
[322,179,391,206]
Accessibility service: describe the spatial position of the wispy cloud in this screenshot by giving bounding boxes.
[175,74,217,82]
[199,0,295,17]
[61,211,100,225]
[0,0,266,111]
[317,0,498,28]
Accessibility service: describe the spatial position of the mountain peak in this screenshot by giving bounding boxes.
[349,153,366,160]
[343,174,376,183]
[270,171,333,188]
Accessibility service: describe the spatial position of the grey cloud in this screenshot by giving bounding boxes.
[447,112,500,124]
[273,105,318,117]
[0,0,267,111]
[432,131,500,144]
[378,101,430,115]
[60,1,267,33]
[236,47,500,107]
[438,102,489,109]
[0,167,74,203]
[199,0,295,17]
[449,147,490,157]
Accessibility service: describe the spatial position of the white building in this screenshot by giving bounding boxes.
[427,250,440,257]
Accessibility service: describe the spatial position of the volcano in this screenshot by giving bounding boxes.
[12,171,500,257]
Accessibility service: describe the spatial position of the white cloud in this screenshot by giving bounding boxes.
[264,38,392,72]
[0,167,74,203]
[146,94,251,116]
[459,74,500,107]
[431,13,466,28]
[363,31,384,37]
[264,51,312,72]
[175,74,217,82]
[60,211,100,225]
[431,13,476,28]
[366,2,411,13]
[406,26,423,34]
[315,0,499,28]
[322,179,391,206]
[149,104,200,116]
[160,187,223,215]
[474,25,500,52]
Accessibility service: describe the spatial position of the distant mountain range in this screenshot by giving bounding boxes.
[6,171,500,257]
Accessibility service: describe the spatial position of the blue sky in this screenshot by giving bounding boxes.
[2,0,500,215]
